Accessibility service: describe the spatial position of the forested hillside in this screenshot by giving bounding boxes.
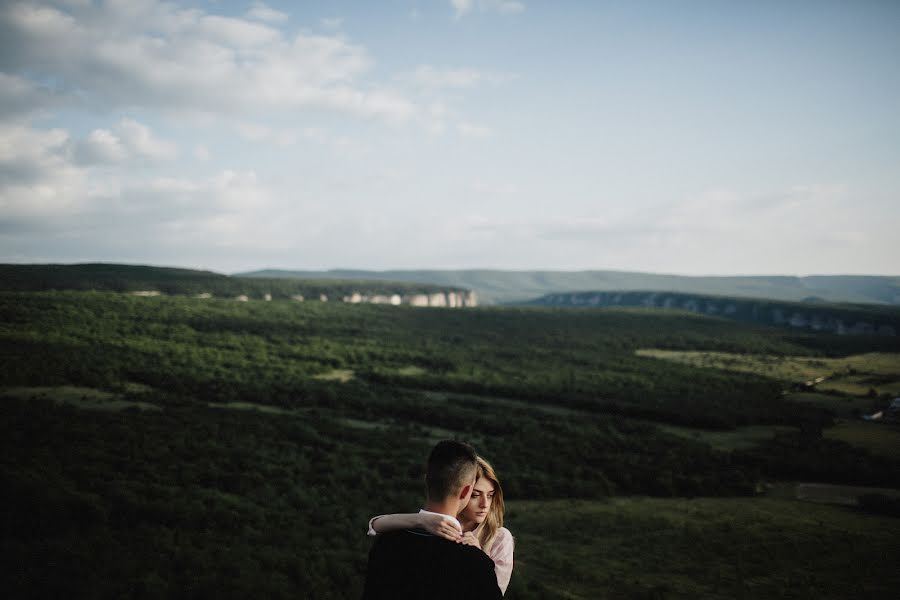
[0,263,464,299]
[2,290,898,598]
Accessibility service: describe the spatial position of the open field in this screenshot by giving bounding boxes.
[636,349,900,396]
[507,496,900,599]
[794,483,900,505]
[636,350,900,457]
[426,389,801,452]
[207,401,295,415]
[766,481,900,505]
[0,385,160,412]
[653,423,796,452]
[782,391,881,419]
[824,420,900,459]
[635,349,900,392]
[312,368,356,382]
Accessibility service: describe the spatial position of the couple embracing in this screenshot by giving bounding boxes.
[362,440,514,599]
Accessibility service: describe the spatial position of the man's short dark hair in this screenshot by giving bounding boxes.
[425,440,478,501]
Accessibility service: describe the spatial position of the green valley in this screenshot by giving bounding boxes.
[1,284,899,599]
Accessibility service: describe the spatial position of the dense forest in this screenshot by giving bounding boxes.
[1,288,899,598]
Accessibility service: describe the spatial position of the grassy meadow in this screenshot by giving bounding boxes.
[635,349,900,396]
[637,348,900,460]
[1,290,899,598]
[507,496,899,599]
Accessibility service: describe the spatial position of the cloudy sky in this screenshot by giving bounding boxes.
[1,0,898,275]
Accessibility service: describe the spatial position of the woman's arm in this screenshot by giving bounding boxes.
[367,513,462,541]
[488,528,515,595]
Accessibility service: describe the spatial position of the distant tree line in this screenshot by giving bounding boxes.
[0,263,464,299]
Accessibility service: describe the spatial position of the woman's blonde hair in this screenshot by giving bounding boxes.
[471,456,504,553]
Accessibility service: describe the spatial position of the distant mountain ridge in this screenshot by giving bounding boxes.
[238,269,900,306]
[0,264,469,304]
[527,290,900,337]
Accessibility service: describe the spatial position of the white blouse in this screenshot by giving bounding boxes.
[487,527,515,595]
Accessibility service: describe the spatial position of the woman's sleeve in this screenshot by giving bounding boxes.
[366,515,388,536]
[367,513,432,536]
[368,511,462,537]
[490,528,515,595]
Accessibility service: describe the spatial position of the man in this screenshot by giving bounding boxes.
[362,440,503,600]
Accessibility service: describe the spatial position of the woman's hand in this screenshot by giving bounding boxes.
[421,513,462,542]
[458,531,481,549]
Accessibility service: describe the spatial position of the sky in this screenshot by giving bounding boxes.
[1,0,899,275]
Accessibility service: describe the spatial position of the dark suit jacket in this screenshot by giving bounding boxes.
[361,528,503,600]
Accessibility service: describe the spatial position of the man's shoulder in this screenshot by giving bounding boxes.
[371,528,432,548]
[435,537,497,573]
[373,530,492,565]
[369,529,444,555]
[458,540,496,565]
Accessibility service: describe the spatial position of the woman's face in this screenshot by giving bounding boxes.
[460,477,495,527]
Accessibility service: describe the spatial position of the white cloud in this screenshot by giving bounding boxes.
[0,122,68,180]
[197,14,281,47]
[0,122,85,219]
[0,1,418,122]
[396,65,510,133]
[451,0,474,19]
[246,2,289,24]
[115,118,178,160]
[395,182,891,274]
[510,184,884,274]
[0,121,277,244]
[451,0,525,19]
[74,128,128,164]
[0,2,497,267]
[0,72,55,119]
[650,185,852,237]
[72,118,178,164]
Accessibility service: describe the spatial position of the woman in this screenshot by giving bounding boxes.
[367,456,515,594]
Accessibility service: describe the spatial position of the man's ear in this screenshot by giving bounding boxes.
[458,483,472,500]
